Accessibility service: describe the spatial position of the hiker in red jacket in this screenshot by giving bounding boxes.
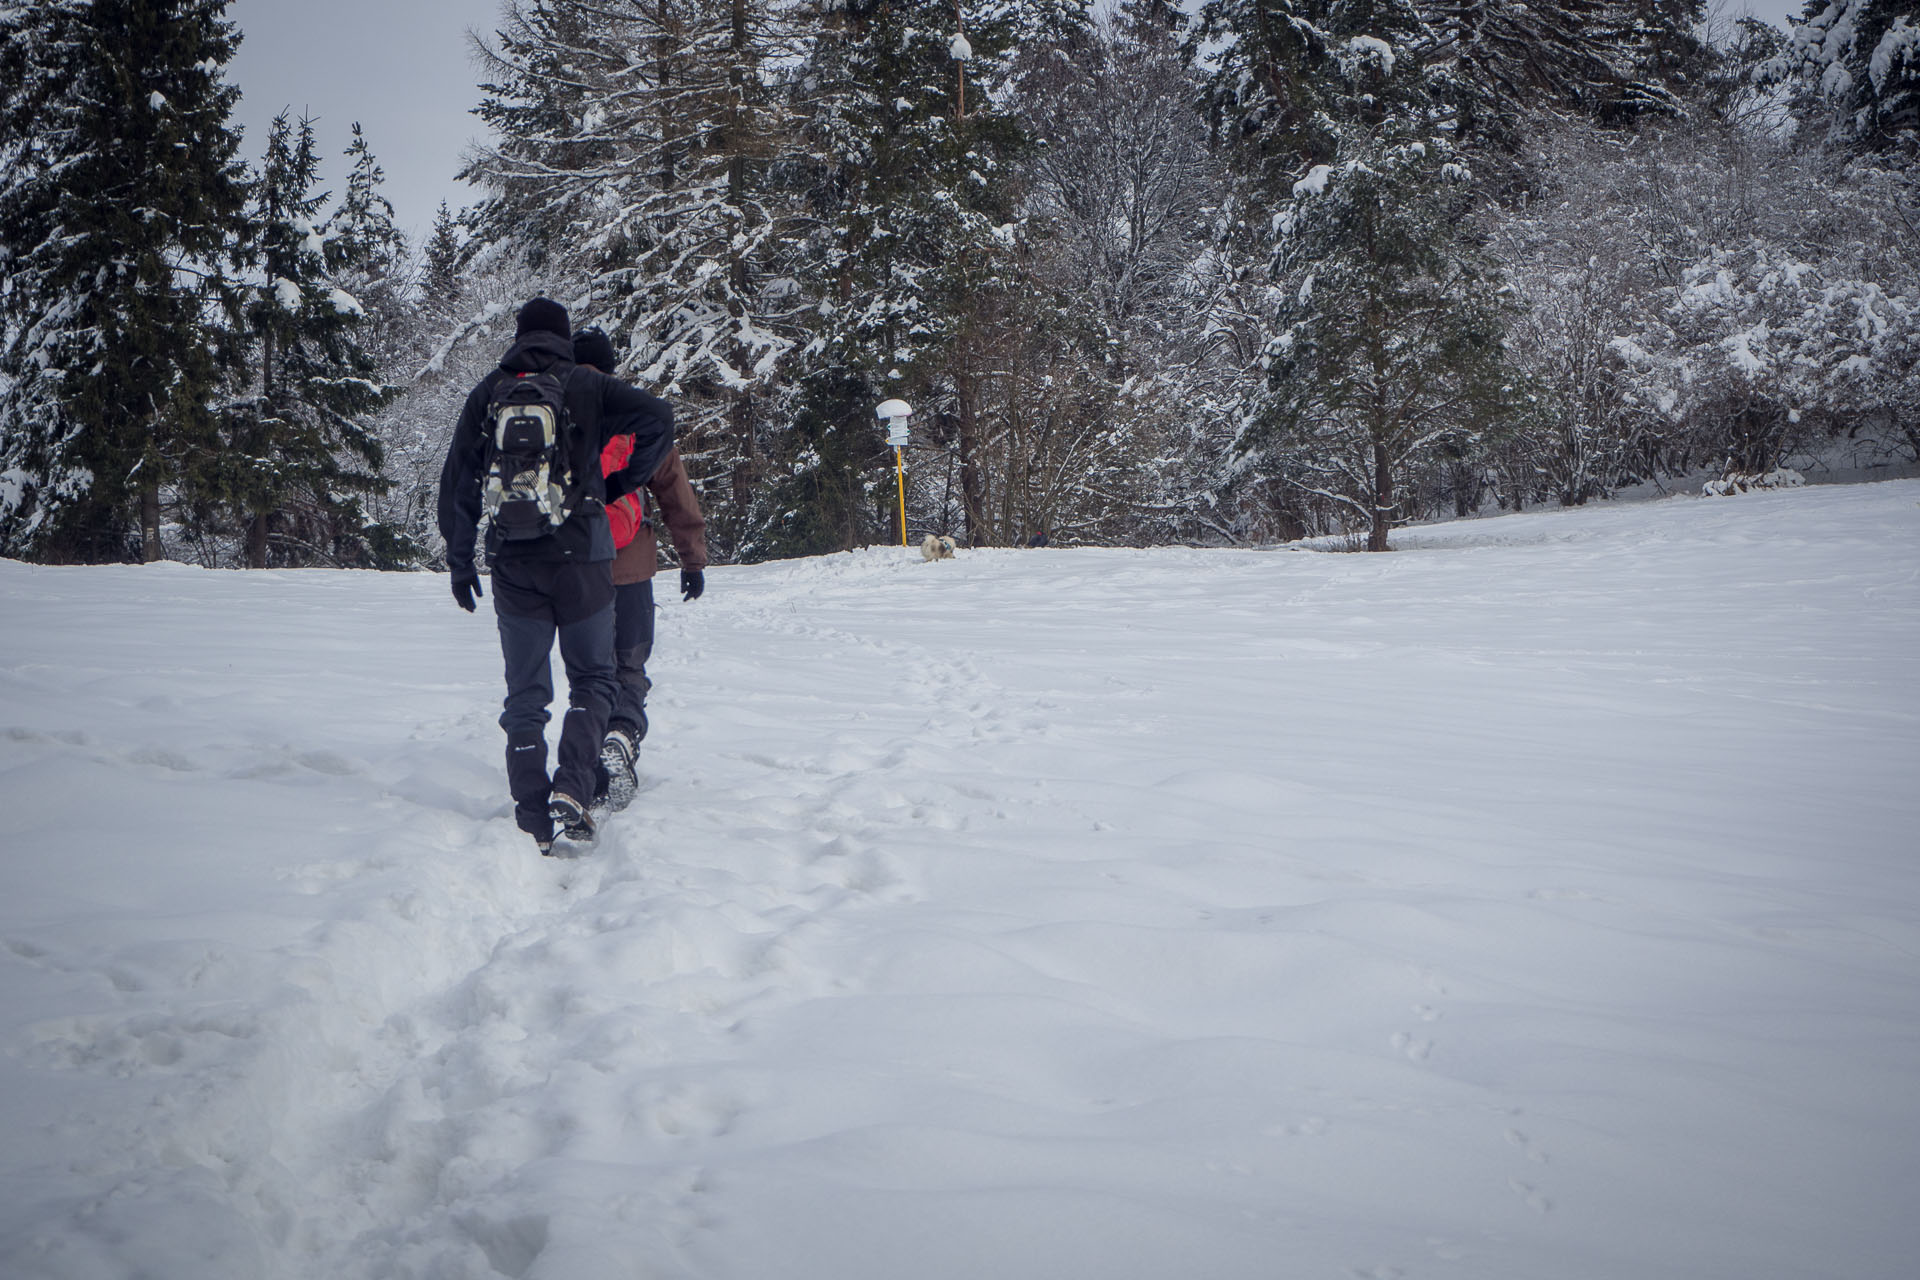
[574,327,709,810]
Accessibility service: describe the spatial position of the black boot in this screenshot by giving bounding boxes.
[600,720,640,813]
[549,791,596,844]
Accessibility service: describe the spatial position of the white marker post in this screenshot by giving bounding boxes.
[876,399,913,548]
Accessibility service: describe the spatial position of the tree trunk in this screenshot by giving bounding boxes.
[247,512,268,568]
[730,390,754,510]
[1369,440,1393,552]
[657,0,676,188]
[1452,458,1478,518]
[140,481,162,563]
[253,326,274,569]
[955,373,988,546]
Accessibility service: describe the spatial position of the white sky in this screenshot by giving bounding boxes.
[221,0,1812,247]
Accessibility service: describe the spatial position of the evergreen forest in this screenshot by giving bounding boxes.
[3,0,1917,566]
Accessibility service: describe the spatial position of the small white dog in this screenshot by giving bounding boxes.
[920,533,958,561]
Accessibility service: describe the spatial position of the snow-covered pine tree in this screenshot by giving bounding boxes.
[220,113,400,568]
[420,200,465,320]
[1189,0,1335,184]
[463,0,603,268]
[1184,0,1349,541]
[738,366,886,558]
[738,1,902,560]
[813,0,1028,384]
[1417,0,1709,164]
[465,0,806,557]
[1236,0,1519,551]
[591,0,802,533]
[327,124,410,307]
[0,0,249,562]
[1759,0,1920,150]
[769,0,1074,552]
[1420,0,1624,157]
[1607,0,1717,118]
[361,195,476,565]
[326,124,419,390]
[328,125,462,568]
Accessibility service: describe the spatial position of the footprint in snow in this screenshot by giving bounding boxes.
[126,745,198,772]
[1505,1127,1551,1165]
[4,725,89,746]
[1389,1030,1434,1063]
[1508,1177,1554,1215]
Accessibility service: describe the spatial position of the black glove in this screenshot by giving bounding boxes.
[680,569,704,601]
[451,570,483,613]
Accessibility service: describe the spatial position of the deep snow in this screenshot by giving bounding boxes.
[2,481,1917,1280]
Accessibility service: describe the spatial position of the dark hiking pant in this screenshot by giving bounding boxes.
[491,558,618,840]
[611,579,655,737]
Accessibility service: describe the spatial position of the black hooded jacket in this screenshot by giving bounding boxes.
[437,329,674,573]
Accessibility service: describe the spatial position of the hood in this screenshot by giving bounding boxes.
[499,329,577,376]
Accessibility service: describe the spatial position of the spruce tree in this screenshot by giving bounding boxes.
[328,124,416,381]
[221,113,399,568]
[420,200,465,318]
[1189,0,1335,186]
[466,0,804,557]
[1422,0,1632,159]
[0,0,249,562]
[1233,0,1520,550]
[740,369,886,559]
[1608,0,1716,118]
[1760,0,1920,150]
[772,0,1056,551]
[465,0,621,269]
[328,124,409,296]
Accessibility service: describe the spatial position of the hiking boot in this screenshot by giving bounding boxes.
[600,725,639,813]
[549,792,596,843]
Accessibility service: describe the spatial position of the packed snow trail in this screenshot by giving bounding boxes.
[2,481,1917,1279]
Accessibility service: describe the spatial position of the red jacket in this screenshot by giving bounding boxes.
[600,435,707,586]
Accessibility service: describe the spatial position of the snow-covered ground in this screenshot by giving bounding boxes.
[2,481,1917,1280]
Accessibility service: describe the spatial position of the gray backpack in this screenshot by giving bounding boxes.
[482,369,578,540]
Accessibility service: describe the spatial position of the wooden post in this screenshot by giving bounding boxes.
[955,1,966,119]
[896,446,908,547]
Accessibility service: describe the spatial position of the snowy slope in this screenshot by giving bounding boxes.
[2,481,1917,1280]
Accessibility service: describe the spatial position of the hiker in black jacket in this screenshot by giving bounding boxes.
[436,297,674,853]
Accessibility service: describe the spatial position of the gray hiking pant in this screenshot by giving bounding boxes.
[611,579,655,735]
[492,559,618,839]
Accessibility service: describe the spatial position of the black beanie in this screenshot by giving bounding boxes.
[515,296,570,339]
[573,326,617,370]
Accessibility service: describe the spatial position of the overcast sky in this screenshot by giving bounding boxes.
[222,0,1809,247]
[226,0,503,241]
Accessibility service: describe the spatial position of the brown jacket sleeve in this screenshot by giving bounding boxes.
[646,447,708,573]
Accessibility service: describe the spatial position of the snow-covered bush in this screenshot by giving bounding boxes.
[1703,467,1807,495]
[1493,112,1920,507]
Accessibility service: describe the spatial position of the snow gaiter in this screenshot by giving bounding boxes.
[504,729,553,840]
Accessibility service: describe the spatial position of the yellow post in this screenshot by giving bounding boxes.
[895,445,908,547]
